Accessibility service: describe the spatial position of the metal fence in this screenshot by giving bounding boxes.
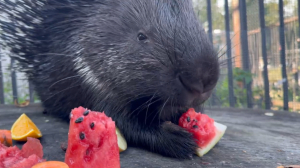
[1,0,300,113]
[205,0,300,112]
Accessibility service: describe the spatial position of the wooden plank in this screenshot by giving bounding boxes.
[0,104,299,167]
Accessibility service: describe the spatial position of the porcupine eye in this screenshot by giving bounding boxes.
[137,33,147,41]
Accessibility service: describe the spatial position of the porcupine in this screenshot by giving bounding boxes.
[0,0,220,159]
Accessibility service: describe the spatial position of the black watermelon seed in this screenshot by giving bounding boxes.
[193,119,198,122]
[75,117,84,123]
[187,117,190,122]
[90,122,95,129]
[193,125,198,128]
[83,110,89,116]
[80,132,85,140]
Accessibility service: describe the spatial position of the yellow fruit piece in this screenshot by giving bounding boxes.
[116,127,127,152]
[11,113,42,141]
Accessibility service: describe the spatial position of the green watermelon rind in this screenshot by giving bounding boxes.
[196,121,227,157]
[116,127,127,152]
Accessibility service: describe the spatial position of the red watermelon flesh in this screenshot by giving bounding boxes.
[179,108,227,157]
[21,137,43,158]
[65,106,120,168]
[179,108,216,147]
[0,137,45,168]
[10,154,43,168]
[0,145,23,167]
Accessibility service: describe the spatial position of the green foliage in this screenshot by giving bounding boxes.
[213,67,264,108]
[232,67,253,85]
[3,72,13,104]
[2,71,39,105]
[192,0,232,31]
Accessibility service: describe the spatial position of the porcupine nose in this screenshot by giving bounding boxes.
[178,75,203,94]
[176,52,219,107]
[177,73,215,107]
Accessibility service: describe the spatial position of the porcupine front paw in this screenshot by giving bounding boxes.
[156,121,198,159]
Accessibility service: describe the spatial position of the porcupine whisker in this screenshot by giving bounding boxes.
[122,89,157,117]
[170,96,176,123]
[43,84,81,103]
[219,56,238,63]
[153,97,170,126]
[219,56,239,68]
[48,75,81,90]
[145,91,158,124]
[128,98,163,122]
[119,95,149,118]
[114,88,152,117]
[216,32,239,56]
[131,92,160,119]
[127,96,162,119]
[114,85,153,105]
[217,42,240,60]
[215,32,241,69]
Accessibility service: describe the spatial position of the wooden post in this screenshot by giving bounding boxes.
[232,0,242,69]
[232,0,243,89]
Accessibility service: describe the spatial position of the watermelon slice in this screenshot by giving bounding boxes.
[65,106,120,168]
[0,137,45,168]
[178,108,227,157]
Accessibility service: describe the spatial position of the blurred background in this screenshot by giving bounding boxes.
[0,0,300,113]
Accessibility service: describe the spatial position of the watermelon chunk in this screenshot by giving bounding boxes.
[178,108,227,157]
[0,137,45,168]
[9,154,43,168]
[65,106,120,168]
[1,148,23,168]
[21,137,43,158]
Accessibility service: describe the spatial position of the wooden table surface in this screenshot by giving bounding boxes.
[0,104,299,168]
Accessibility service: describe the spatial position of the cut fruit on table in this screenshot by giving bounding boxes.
[10,113,42,141]
[196,122,227,157]
[0,130,12,147]
[64,106,120,168]
[0,137,45,168]
[32,161,69,168]
[179,108,227,157]
[60,127,127,153]
[0,136,69,168]
[21,137,44,158]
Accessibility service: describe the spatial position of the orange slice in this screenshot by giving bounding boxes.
[32,161,69,168]
[11,113,42,141]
